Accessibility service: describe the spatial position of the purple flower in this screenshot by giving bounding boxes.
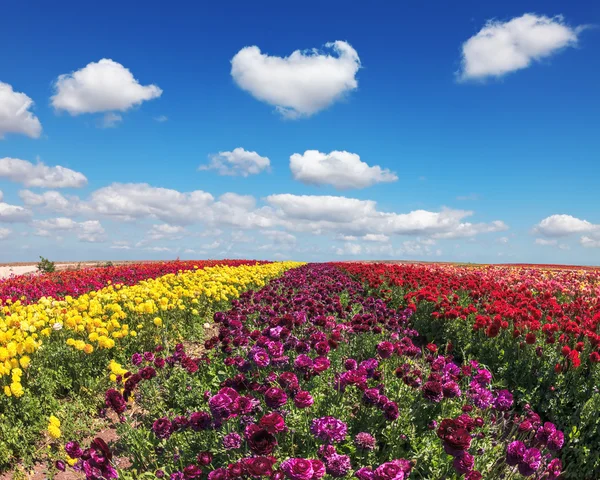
[223,432,242,450]
[131,353,143,365]
[355,467,375,480]
[280,459,315,480]
[518,448,541,477]
[105,389,127,414]
[422,381,443,402]
[376,341,394,358]
[474,369,492,385]
[311,416,348,443]
[294,354,314,371]
[326,454,352,477]
[65,441,83,459]
[152,417,174,439]
[373,460,411,480]
[294,390,314,409]
[383,401,399,421]
[452,452,474,474]
[189,411,211,431]
[442,381,461,399]
[251,348,270,367]
[344,359,358,370]
[264,387,288,409]
[354,432,376,451]
[208,468,228,480]
[209,393,233,421]
[547,430,564,451]
[494,390,513,411]
[535,422,557,444]
[506,441,526,466]
[545,458,563,479]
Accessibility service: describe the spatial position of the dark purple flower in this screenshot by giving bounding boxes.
[131,353,143,365]
[376,341,394,358]
[245,424,278,455]
[259,412,286,434]
[422,381,443,402]
[152,418,174,440]
[452,452,474,474]
[506,441,526,466]
[105,388,127,414]
[65,441,83,459]
[442,381,461,399]
[264,387,288,409]
[189,411,211,431]
[518,448,541,477]
[294,390,314,409]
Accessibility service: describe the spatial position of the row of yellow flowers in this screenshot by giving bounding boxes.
[0,262,303,398]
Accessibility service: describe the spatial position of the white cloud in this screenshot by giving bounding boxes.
[154,115,168,123]
[231,41,360,118]
[335,242,362,256]
[290,150,397,189]
[263,230,296,244]
[200,148,270,177]
[101,112,123,128]
[497,236,509,244]
[581,236,600,248]
[0,82,42,139]
[535,238,557,246]
[534,214,597,237]
[266,194,506,239]
[363,233,389,242]
[19,189,78,215]
[459,14,582,81]
[32,217,106,242]
[51,59,162,115]
[0,227,11,240]
[0,201,32,223]
[432,220,508,239]
[0,157,87,188]
[111,241,131,250]
[147,223,186,240]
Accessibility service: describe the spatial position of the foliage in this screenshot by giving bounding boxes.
[36,256,56,274]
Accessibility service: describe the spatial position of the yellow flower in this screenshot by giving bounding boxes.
[153,317,163,327]
[10,382,24,397]
[49,415,61,427]
[4,386,11,397]
[48,424,61,439]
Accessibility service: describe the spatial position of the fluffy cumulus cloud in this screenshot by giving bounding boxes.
[0,157,87,188]
[266,194,507,239]
[290,150,397,189]
[33,217,106,242]
[0,227,11,240]
[0,197,32,222]
[18,182,508,257]
[0,82,42,139]
[231,41,360,118]
[534,214,597,237]
[459,14,582,80]
[199,148,270,177]
[581,236,600,248]
[51,59,162,115]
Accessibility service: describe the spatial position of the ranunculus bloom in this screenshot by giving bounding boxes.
[259,412,286,434]
[294,390,314,409]
[152,418,174,440]
[243,456,277,477]
[506,441,526,466]
[453,452,474,474]
[281,458,315,480]
[310,417,348,444]
[518,448,541,476]
[245,424,278,455]
[264,387,288,409]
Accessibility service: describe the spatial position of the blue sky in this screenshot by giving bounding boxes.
[1,0,599,264]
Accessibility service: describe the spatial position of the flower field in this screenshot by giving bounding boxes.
[30,262,578,480]
[338,262,600,478]
[1,261,598,479]
[0,260,299,470]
